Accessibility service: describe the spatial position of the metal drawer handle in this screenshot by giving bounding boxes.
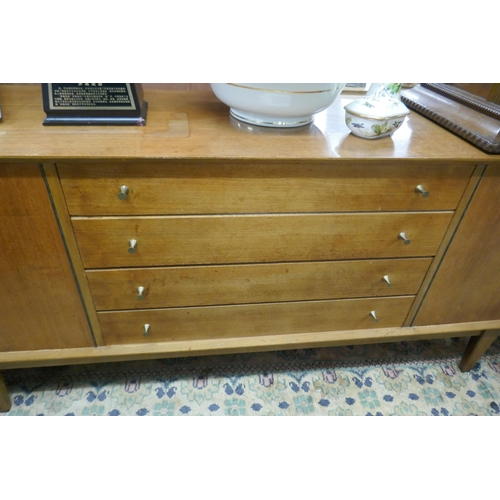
[398,232,411,245]
[128,239,137,254]
[136,286,145,300]
[118,185,129,200]
[415,184,430,198]
[370,311,379,322]
[383,275,392,287]
[143,324,150,337]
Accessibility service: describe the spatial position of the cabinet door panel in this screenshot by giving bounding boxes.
[413,166,500,325]
[0,164,93,351]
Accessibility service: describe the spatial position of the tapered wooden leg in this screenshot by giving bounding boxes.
[0,371,12,413]
[460,330,500,372]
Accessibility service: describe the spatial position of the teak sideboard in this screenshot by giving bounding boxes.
[1,84,499,412]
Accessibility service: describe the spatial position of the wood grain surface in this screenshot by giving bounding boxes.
[87,258,432,310]
[0,164,93,351]
[57,162,474,215]
[413,166,500,325]
[98,296,416,345]
[72,212,453,268]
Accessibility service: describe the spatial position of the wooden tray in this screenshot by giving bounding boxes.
[401,83,500,154]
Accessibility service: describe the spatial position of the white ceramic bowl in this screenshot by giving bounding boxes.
[210,83,346,128]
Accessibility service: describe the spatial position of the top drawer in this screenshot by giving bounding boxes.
[57,161,474,216]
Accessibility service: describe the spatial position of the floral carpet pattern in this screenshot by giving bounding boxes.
[2,337,500,416]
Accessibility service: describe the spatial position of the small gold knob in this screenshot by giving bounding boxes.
[118,185,129,200]
[398,232,411,245]
[370,311,379,322]
[128,239,137,254]
[415,185,429,198]
[136,286,145,300]
[143,324,150,337]
[383,275,392,287]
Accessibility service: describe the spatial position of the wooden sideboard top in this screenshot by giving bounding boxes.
[0,84,497,162]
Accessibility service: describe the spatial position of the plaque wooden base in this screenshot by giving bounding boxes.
[42,83,148,126]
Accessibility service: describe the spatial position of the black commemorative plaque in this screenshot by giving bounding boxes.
[41,83,148,125]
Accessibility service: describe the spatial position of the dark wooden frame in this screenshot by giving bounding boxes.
[401,83,500,154]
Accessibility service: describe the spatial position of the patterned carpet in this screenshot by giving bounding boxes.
[2,336,500,416]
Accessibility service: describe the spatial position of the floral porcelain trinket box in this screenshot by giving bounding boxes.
[344,83,410,139]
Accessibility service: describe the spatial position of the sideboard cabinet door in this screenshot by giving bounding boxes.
[0,164,94,351]
[413,166,500,325]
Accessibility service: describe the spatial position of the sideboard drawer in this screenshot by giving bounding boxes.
[98,296,416,345]
[73,212,453,268]
[57,162,474,215]
[87,258,432,310]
